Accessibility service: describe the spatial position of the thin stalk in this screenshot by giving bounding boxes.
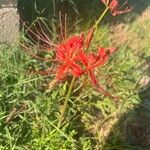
[94,7,109,29]
[85,7,109,51]
[58,76,76,128]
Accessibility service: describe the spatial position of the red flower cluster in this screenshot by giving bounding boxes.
[55,35,84,79]
[22,1,133,98]
[101,0,133,16]
[54,33,117,96]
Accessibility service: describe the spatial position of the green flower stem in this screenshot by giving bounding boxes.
[58,76,76,128]
[84,7,109,51]
[94,7,109,29]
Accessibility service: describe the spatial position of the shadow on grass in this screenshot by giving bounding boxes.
[103,57,150,150]
[17,0,150,27]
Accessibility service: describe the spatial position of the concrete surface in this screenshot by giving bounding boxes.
[0,0,19,44]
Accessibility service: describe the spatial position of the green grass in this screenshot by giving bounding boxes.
[0,22,147,149]
[1,1,150,149]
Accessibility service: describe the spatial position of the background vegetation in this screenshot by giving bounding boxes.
[0,0,150,149]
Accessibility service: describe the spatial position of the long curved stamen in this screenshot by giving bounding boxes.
[20,43,57,62]
[59,11,64,40]
[20,18,57,48]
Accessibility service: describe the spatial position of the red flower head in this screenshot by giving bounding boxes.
[54,31,117,97]
[55,34,84,80]
[79,47,117,96]
[101,0,133,16]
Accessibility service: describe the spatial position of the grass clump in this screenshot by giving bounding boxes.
[0,24,144,149]
[1,1,150,149]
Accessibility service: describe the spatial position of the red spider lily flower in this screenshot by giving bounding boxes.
[79,47,117,96]
[79,47,117,71]
[101,0,133,16]
[55,34,84,80]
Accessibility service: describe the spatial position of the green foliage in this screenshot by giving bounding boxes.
[1,1,150,149]
[0,24,143,149]
[18,0,104,34]
[18,0,78,23]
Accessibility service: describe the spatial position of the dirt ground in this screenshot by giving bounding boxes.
[109,2,150,149]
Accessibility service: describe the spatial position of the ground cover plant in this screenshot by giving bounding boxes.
[0,0,150,149]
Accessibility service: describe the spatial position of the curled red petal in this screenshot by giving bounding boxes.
[99,47,117,57]
[56,45,66,61]
[79,51,88,66]
[89,71,99,87]
[109,0,133,16]
[55,64,69,80]
[89,71,117,99]
[101,0,133,16]
[70,63,84,77]
[65,34,84,50]
[111,7,133,16]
